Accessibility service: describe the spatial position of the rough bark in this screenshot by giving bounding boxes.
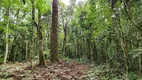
[30,0,35,70]
[38,10,46,65]
[50,0,59,63]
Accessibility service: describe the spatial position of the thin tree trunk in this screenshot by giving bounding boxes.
[38,10,46,65]
[4,6,10,64]
[63,23,67,55]
[61,9,67,56]
[30,42,33,70]
[50,0,59,63]
[26,40,28,60]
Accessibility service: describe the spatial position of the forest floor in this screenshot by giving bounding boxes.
[0,60,97,80]
[0,59,141,80]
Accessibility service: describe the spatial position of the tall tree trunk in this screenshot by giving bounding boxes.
[61,8,67,56]
[63,23,67,55]
[38,10,46,65]
[50,0,59,63]
[30,0,35,70]
[4,6,10,64]
[30,42,34,70]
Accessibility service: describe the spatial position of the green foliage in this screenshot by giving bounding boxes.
[43,49,50,59]
[0,55,3,63]
[129,72,139,80]
[36,0,51,14]
[129,48,142,58]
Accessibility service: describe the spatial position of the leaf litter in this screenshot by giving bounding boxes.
[28,60,89,80]
[0,60,90,80]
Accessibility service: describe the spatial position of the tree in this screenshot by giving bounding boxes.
[3,6,10,64]
[37,9,46,65]
[50,0,59,62]
[59,2,68,56]
[2,0,13,64]
[30,0,35,69]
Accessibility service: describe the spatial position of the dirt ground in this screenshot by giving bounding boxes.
[0,60,92,80]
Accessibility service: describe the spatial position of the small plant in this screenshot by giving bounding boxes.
[129,72,138,80]
[0,55,3,64]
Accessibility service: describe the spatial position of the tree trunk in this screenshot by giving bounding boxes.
[4,6,10,64]
[30,0,35,70]
[30,42,33,70]
[38,10,46,65]
[63,23,67,56]
[26,40,28,60]
[61,8,67,56]
[50,0,59,63]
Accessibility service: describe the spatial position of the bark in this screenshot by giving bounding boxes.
[26,40,28,60]
[50,0,59,63]
[38,10,46,65]
[4,6,10,64]
[63,23,67,55]
[30,0,35,70]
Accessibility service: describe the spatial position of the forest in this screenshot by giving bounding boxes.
[0,0,142,80]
